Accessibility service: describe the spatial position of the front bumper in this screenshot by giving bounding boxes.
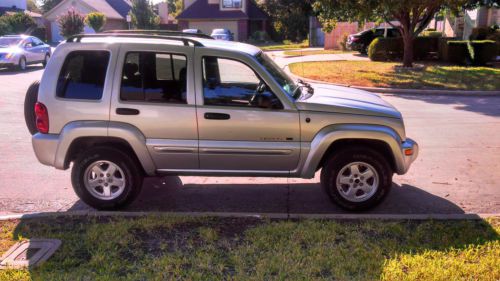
[398,138,419,174]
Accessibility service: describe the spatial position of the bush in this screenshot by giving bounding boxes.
[471,40,497,65]
[0,17,12,36]
[445,40,497,65]
[57,9,84,39]
[368,37,403,61]
[485,30,500,55]
[0,12,36,34]
[339,33,349,51]
[31,27,47,41]
[421,30,443,38]
[85,12,106,32]
[250,31,270,43]
[469,27,494,40]
[414,37,440,60]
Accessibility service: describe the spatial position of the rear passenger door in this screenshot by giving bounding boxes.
[110,43,198,170]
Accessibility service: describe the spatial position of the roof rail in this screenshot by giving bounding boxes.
[66,33,204,47]
[104,29,214,40]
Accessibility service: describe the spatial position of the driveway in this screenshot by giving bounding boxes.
[0,65,499,216]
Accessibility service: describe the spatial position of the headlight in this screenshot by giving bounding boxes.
[5,53,14,59]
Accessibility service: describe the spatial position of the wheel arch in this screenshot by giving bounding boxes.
[299,124,404,178]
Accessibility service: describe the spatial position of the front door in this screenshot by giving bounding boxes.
[195,55,300,173]
[110,44,198,170]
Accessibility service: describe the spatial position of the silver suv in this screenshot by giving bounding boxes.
[26,32,418,211]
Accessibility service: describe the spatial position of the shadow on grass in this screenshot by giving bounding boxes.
[61,178,468,215]
[4,213,499,280]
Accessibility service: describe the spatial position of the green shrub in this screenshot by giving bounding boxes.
[368,37,403,61]
[85,12,106,32]
[250,31,270,42]
[444,40,497,65]
[31,27,47,41]
[421,30,443,38]
[469,27,494,40]
[485,30,500,55]
[414,37,440,60]
[471,40,497,65]
[0,17,12,36]
[0,12,36,34]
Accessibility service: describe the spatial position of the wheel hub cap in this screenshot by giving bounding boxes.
[336,162,379,202]
[84,161,126,200]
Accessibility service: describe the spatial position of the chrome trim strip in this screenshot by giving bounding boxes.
[199,148,293,155]
[153,147,197,153]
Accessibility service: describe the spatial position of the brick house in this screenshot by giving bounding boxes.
[176,0,269,41]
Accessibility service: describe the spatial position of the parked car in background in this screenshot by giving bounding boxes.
[0,35,51,71]
[211,29,234,41]
[347,27,401,54]
[182,29,204,34]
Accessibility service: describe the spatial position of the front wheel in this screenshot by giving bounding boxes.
[320,148,392,211]
[18,56,27,71]
[71,147,144,210]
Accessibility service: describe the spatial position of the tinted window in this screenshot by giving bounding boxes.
[120,52,187,104]
[202,57,283,109]
[56,51,110,100]
[32,37,44,46]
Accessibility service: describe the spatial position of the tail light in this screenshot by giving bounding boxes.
[35,102,49,134]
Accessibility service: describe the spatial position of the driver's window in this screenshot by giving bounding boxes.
[202,56,283,109]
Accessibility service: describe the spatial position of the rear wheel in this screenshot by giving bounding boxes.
[42,54,50,67]
[18,56,27,71]
[24,80,40,135]
[71,147,144,210]
[320,148,392,211]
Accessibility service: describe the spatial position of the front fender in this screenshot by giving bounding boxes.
[299,124,406,178]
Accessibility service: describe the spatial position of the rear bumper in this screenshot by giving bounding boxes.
[32,133,61,168]
[398,138,419,175]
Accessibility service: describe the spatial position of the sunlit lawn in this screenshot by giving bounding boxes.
[283,50,354,56]
[1,216,499,280]
[259,42,309,51]
[289,61,500,91]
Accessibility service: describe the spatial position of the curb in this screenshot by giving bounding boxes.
[0,211,498,221]
[286,67,500,96]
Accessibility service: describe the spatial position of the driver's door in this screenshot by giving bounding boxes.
[195,56,300,173]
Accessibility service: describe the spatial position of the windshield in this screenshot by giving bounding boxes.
[0,37,22,47]
[256,52,298,99]
[212,29,225,34]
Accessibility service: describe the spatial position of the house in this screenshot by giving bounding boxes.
[176,0,269,41]
[43,0,133,43]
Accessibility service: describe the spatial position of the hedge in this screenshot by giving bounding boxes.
[369,37,497,65]
[445,40,497,65]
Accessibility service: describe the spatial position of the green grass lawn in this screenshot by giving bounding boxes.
[1,216,499,280]
[258,42,309,51]
[283,50,354,56]
[289,61,500,91]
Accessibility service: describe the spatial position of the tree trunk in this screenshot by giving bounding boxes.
[402,33,414,67]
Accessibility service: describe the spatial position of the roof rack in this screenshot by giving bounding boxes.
[66,33,204,47]
[103,29,214,40]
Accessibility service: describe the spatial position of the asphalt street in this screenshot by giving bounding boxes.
[0,65,499,215]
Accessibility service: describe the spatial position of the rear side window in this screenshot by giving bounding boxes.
[56,51,110,100]
[120,52,187,104]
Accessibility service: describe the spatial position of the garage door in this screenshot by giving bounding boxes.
[189,21,238,41]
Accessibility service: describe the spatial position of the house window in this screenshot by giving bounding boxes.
[222,0,241,9]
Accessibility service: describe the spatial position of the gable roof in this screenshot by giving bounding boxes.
[44,0,131,20]
[177,0,268,20]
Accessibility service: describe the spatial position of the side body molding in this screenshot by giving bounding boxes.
[53,121,156,175]
[299,124,404,178]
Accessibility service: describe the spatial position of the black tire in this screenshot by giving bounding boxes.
[18,56,27,71]
[71,147,144,210]
[320,148,392,211]
[24,80,40,135]
[42,54,50,67]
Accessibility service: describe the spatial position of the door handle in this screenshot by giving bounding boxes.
[204,112,230,120]
[116,108,140,115]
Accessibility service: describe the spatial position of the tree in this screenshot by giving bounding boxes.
[313,0,493,67]
[85,12,107,32]
[57,9,84,38]
[27,0,41,13]
[0,12,36,34]
[130,0,160,29]
[258,0,313,42]
[41,0,63,13]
